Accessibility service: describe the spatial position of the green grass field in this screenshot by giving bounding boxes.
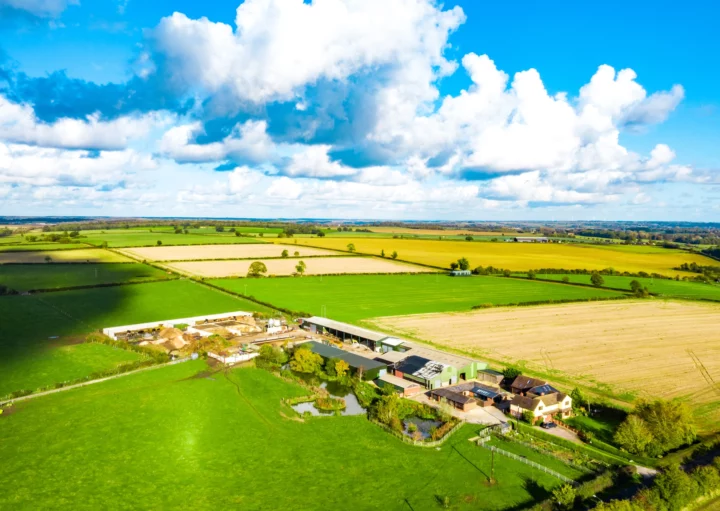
[534,274,720,301]
[0,343,143,397]
[485,436,586,480]
[0,280,277,396]
[0,243,91,252]
[0,263,172,291]
[79,231,268,248]
[0,362,570,510]
[211,274,626,322]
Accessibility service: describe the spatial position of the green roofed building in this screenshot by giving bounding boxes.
[306,341,387,380]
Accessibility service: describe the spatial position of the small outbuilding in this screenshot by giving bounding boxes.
[450,270,472,276]
[429,388,477,411]
[375,374,424,397]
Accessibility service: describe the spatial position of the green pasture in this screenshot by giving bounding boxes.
[0,263,172,292]
[0,343,143,397]
[0,242,90,252]
[0,363,570,510]
[534,274,720,301]
[79,231,268,248]
[485,435,586,480]
[0,280,276,395]
[211,274,626,322]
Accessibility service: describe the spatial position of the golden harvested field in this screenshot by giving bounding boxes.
[370,300,720,429]
[121,243,341,262]
[163,257,432,278]
[0,249,132,264]
[286,237,714,276]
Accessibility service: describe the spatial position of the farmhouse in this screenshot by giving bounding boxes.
[306,341,387,380]
[509,392,573,422]
[511,376,549,395]
[375,373,424,396]
[450,269,471,276]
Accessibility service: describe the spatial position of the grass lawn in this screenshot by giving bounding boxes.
[283,237,715,276]
[0,263,173,291]
[80,231,268,248]
[211,274,625,322]
[0,342,143,397]
[485,435,587,481]
[564,409,628,445]
[0,280,277,395]
[0,362,567,510]
[534,274,720,302]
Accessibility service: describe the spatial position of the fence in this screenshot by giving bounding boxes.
[370,419,466,448]
[478,443,577,485]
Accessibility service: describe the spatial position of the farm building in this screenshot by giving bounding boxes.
[301,317,389,350]
[102,311,254,340]
[514,237,549,243]
[429,388,477,411]
[394,355,457,389]
[477,369,505,385]
[509,392,573,422]
[375,374,424,397]
[450,270,471,276]
[374,350,411,365]
[306,341,387,380]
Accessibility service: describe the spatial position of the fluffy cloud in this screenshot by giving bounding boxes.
[0,95,165,150]
[159,120,274,163]
[0,0,77,17]
[148,0,464,105]
[0,142,157,187]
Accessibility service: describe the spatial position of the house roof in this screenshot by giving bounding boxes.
[377,373,421,389]
[396,355,449,380]
[430,388,475,405]
[472,385,502,400]
[511,375,547,390]
[303,317,387,342]
[380,337,405,347]
[307,341,387,372]
[510,395,540,410]
[528,384,559,396]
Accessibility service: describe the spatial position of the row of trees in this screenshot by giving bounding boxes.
[450,257,470,270]
[245,260,307,277]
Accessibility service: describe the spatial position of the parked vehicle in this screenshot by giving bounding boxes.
[540,422,557,429]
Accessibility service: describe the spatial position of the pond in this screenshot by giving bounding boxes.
[402,417,443,440]
[290,381,367,417]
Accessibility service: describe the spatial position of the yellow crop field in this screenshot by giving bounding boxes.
[367,226,511,236]
[0,249,132,264]
[370,300,720,430]
[284,237,715,276]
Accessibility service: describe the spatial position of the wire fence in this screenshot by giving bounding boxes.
[478,443,577,485]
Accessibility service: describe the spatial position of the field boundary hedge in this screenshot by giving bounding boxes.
[89,240,269,248]
[471,295,629,310]
[198,279,304,316]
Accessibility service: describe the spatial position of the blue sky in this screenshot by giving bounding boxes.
[0,0,717,220]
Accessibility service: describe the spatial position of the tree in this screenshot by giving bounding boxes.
[347,243,356,253]
[391,251,398,260]
[615,415,654,455]
[653,464,699,510]
[215,226,225,232]
[289,348,323,374]
[457,257,470,271]
[552,484,576,510]
[157,240,162,246]
[522,410,536,424]
[527,270,536,280]
[295,260,306,275]
[570,388,588,411]
[257,345,288,368]
[635,400,696,455]
[562,276,570,283]
[450,262,459,270]
[247,261,268,278]
[503,269,511,277]
[294,251,299,256]
[380,249,385,257]
[235,231,241,237]
[465,236,473,241]
[281,249,289,258]
[317,231,325,237]
[591,272,605,287]
[44,255,52,263]
[335,359,350,378]
[503,366,521,380]
[325,357,341,377]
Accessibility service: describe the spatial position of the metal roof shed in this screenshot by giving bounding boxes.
[307,341,387,380]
